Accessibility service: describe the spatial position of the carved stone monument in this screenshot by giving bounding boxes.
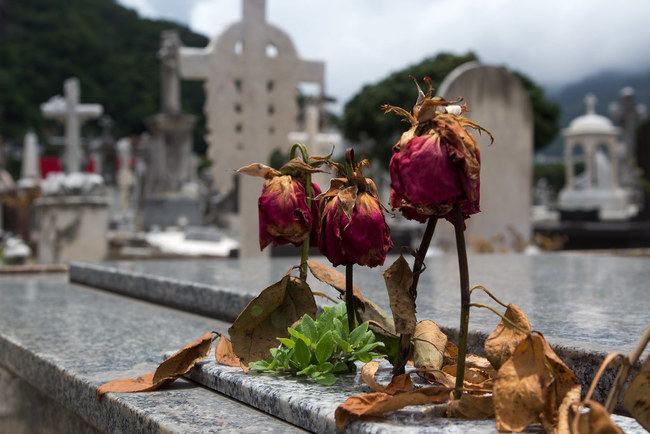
[142,30,200,228]
[40,78,103,173]
[179,0,325,257]
[437,62,534,247]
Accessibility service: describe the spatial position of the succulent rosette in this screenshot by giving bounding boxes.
[237,159,322,250]
[384,78,493,224]
[317,153,393,267]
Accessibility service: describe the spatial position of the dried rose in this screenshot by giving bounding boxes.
[384,78,492,224]
[237,161,321,250]
[317,154,392,267]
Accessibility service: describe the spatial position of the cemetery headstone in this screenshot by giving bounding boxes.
[40,77,103,173]
[142,30,200,228]
[437,62,534,248]
[179,0,326,257]
[18,130,41,188]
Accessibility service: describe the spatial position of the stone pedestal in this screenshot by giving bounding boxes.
[558,188,637,220]
[34,196,109,264]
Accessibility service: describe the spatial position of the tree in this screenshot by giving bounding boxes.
[342,52,560,166]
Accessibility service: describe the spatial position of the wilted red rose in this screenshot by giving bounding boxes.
[258,175,321,250]
[384,78,492,224]
[317,155,392,268]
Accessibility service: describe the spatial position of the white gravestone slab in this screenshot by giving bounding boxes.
[437,62,534,248]
[41,77,103,173]
[179,0,325,257]
[19,130,41,187]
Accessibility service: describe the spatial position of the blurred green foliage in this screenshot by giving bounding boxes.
[0,0,208,153]
[342,52,560,166]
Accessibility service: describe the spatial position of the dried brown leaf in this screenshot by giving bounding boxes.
[622,356,650,431]
[541,335,579,426]
[442,364,493,386]
[228,276,317,364]
[279,157,323,174]
[383,255,416,334]
[361,361,385,393]
[307,260,363,301]
[215,334,241,368]
[412,320,447,370]
[576,400,625,434]
[444,341,458,365]
[484,304,531,370]
[98,331,213,398]
[493,333,553,432]
[556,384,581,434]
[385,373,413,395]
[338,185,358,221]
[446,393,495,419]
[420,369,456,388]
[335,386,450,432]
[236,163,280,179]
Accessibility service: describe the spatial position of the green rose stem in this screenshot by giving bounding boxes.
[393,216,438,375]
[289,143,313,281]
[452,204,470,400]
[345,263,355,332]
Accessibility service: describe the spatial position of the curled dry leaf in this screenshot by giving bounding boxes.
[279,157,324,175]
[493,333,553,432]
[361,361,385,393]
[442,364,493,387]
[215,334,249,373]
[576,400,624,434]
[307,260,363,301]
[412,320,447,370]
[228,275,317,364]
[446,393,495,420]
[540,335,578,427]
[385,373,413,395]
[335,386,451,432]
[556,384,581,434]
[97,331,214,398]
[484,304,531,370]
[382,255,416,335]
[236,163,280,179]
[623,356,650,431]
[444,341,458,365]
[420,368,456,388]
[465,354,493,371]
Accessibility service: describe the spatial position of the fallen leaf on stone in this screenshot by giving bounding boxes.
[540,335,578,427]
[382,255,415,335]
[361,361,385,393]
[215,334,245,371]
[335,386,450,432]
[385,373,413,395]
[623,356,650,431]
[419,368,456,388]
[576,400,624,434]
[444,341,458,365]
[493,333,553,432]
[229,275,317,364]
[98,331,214,398]
[465,354,494,371]
[360,300,397,336]
[446,392,495,419]
[412,320,447,370]
[484,304,531,370]
[442,364,493,387]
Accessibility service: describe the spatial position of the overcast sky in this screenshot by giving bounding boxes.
[118,0,650,113]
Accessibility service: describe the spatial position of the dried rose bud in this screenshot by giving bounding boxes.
[236,162,321,251]
[317,156,392,267]
[384,78,492,224]
[259,175,321,250]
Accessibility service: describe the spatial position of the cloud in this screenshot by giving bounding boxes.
[124,0,650,113]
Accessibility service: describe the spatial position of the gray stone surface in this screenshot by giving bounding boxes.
[0,273,303,432]
[178,355,645,433]
[71,253,650,352]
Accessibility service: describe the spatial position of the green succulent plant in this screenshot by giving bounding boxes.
[249,303,385,385]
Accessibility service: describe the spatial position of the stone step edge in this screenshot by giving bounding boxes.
[69,261,633,410]
[174,354,644,434]
[0,333,167,433]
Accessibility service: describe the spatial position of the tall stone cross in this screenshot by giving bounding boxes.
[41,77,103,173]
[179,0,325,257]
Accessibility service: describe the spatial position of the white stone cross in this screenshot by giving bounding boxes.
[41,77,103,173]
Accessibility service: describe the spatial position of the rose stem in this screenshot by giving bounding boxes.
[452,204,470,399]
[393,216,438,375]
[289,143,312,281]
[345,264,355,332]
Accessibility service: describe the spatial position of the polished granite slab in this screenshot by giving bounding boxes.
[175,355,645,434]
[71,253,650,353]
[0,273,304,433]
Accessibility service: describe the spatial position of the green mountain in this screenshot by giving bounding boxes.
[0,0,208,152]
[541,69,650,157]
